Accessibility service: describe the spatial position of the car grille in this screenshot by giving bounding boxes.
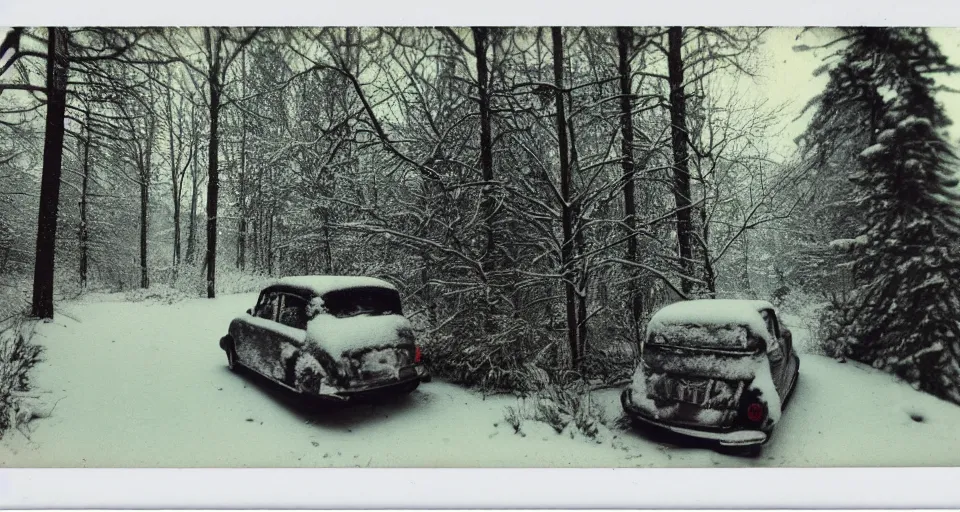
[646,372,745,409]
[344,347,413,383]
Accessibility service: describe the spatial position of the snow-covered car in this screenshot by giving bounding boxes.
[621,299,800,453]
[219,276,430,401]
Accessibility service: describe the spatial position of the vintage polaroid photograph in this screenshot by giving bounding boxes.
[2,2,960,474]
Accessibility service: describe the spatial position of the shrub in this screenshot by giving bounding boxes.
[418,302,636,394]
[503,405,523,435]
[0,276,29,319]
[503,380,612,443]
[419,312,559,394]
[580,345,636,386]
[0,314,42,438]
[815,291,859,359]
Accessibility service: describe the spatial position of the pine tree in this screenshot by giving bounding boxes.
[811,28,960,403]
[796,29,887,294]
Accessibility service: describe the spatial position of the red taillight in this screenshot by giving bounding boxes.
[414,346,422,363]
[746,403,765,423]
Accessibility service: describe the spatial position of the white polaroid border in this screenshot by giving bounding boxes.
[0,0,959,26]
[2,0,960,509]
[2,468,960,507]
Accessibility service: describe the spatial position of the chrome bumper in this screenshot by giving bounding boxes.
[621,389,767,447]
[318,365,430,401]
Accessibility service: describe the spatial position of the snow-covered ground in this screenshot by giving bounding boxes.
[3,292,960,467]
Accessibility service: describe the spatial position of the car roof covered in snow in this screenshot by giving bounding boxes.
[647,299,775,340]
[267,275,398,297]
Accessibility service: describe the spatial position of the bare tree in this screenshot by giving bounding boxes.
[666,26,696,296]
[1,27,159,316]
[472,27,497,269]
[32,28,69,318]
[76,108,91,289]
[162,67,197,278]
[616,26,643,336]
[160,27,260,297]
[551,27,581,370]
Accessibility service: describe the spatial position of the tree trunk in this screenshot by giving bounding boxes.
[617,26,643,337]
[237,217,246,271]
[321,214,332,273]
[472,26,498,334]
[235,119,247,271]
[31,27,69,320]
[166,77,181,277]
[699,206,717,297]
[472,27,496,267]
[740,230,752,293]
[78,114,90,290]
[205,29,221,298]
[577,272,588,363]
[236,49,247,271]
[552,27,580,371]
[567,113,589,363]
[139,118,154,290]
[172,186,181,276]
[186,140,199,264]
[252,197,261,272]
[267,211,274,276]
[139,179,149,288]
[667,26,695,296]
[252,160,263,272]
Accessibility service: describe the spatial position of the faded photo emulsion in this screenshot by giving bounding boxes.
[2,26,960,468]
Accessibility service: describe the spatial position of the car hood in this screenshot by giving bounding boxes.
[305,313,413,357]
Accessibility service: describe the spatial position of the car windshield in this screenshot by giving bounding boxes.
[321,287,403,318]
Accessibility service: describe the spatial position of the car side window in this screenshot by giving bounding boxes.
[760,309,780,338]
[760,309,784,359]
[256,292,279,321]
[277,294,308,330]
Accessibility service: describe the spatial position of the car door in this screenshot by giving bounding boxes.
[235,291,280,377]
[255,292,310,383]
[759,308,789,399]
[776,313,800,394]
[275,293,309,387]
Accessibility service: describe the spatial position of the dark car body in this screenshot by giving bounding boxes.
[621,299,800,449]
[219,275,430,401]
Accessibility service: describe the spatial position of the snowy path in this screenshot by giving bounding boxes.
[3,293,960,467]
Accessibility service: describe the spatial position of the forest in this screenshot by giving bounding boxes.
[1,27,960,439]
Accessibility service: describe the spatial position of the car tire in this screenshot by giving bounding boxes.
[719,443,763,458]
[400,380,420,395]
[742,444,763,458]
[223,337,239,372]
[783,356,800,408]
